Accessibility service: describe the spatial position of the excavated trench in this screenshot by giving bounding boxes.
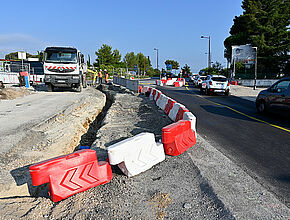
[76,84,115,150]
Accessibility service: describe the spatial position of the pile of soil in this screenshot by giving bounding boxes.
[0,88,31,100]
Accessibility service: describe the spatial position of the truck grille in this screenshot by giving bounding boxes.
[48,68,75,73]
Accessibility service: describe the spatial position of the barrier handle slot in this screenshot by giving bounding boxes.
[66,153,80,160]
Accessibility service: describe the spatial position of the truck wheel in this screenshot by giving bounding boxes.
[76,83,83,92]
[47,84,54,92]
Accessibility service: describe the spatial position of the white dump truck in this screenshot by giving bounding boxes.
[42,47,87,92]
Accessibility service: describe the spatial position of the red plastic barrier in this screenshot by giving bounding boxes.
[162,120,196,156]
[29,149,113,202]
[138,85,143,93]
[177,78,183,81]
[161,79,167,84]
[164,99,176,115]
[155,92,161,102]
[175,107,189,122]
[230,81,237,85]
[20,71,28,77]
[145,87,152,97]
[174,82,180,87]
[152,89,157,99]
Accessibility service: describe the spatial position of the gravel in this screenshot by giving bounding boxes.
[0,84,233,219]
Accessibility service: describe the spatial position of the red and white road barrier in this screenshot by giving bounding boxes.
[29,149,113,202]
[108,132,165,177]
[156,94,168,110]
[182,112,197,136]
[162,120,196,156]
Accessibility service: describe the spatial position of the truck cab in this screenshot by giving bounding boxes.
[43,47,87,92]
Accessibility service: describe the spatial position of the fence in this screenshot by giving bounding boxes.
[113,76,139,92]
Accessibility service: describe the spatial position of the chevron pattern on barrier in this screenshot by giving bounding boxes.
[108,132,165,177]
[29,150,112,202]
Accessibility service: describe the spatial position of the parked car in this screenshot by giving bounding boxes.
[194,75,207,87]
[200,75,230,96]
[255,77,290,113]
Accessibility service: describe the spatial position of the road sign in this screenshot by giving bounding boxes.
[166,64,172,70]
[231,44,256,64]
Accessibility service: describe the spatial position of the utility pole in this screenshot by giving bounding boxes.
[253,47,258,90]
[144,56,146,76]
[154,48,159,79]
[201,36,211,72]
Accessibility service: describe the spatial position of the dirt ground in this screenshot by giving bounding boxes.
[0,85,233,219]
[0,87,31,100]
[0,87,106,199]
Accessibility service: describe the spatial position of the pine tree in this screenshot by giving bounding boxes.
[224,0,289,77]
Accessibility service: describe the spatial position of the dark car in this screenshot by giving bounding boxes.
[256,77,290,113]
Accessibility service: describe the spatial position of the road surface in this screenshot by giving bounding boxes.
[141,78,290,207]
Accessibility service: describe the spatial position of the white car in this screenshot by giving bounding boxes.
[201,75,230,96]
[194,75,207,87]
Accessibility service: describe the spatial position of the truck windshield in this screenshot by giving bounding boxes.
[44,52,77,63]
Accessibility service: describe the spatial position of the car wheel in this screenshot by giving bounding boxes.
[76,83,83,92]
[256,100,267,113]
[47,84,54,92]
[205,88,209,95]
[200,88,204,94]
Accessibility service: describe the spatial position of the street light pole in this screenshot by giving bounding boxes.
[253,47,258,90]
[154,48,159,79]
[201,36,211,72]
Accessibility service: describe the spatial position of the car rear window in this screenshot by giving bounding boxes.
[200,76,206,80]
[212,77,227,82]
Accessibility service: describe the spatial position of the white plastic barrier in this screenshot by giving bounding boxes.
[149,88,157,100]
[108,132,165,177]
[0,72,19,84]
[143,86,149,93]
[154,90,161,102]
[168,102,185,121]
[156,80,163,86]
[182,112,197,135]
[156,94,168,110]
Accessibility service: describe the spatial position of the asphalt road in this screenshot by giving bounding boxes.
[141,78,290,207]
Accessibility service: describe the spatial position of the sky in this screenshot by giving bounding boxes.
[0,0,243,72]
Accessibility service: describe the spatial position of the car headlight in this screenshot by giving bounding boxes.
[46,75,50,79]
[72,76,79,79]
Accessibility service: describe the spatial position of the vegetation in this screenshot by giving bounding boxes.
[199,61,229,76]
[181,64,191,77]
[224,0,290,78]
[164,60,180,70]
[5,52,39,60]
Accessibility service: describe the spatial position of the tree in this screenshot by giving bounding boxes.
[94,44,122,67]
[224,0,290,77]
[181,64,191,77]
[5,52,39,60]
[123,52,137,69]
[136,52,151,74]
[165,60,180,70]
[200,62,225,75]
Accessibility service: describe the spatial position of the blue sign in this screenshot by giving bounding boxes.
[134,65,138,71]
[166,64,172,70]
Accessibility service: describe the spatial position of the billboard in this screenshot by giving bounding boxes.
[231,44,256,64]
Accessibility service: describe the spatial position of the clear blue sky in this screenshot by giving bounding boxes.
[0,0,243,72]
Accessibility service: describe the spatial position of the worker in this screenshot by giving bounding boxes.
[98,69,103,84]
[104,69,109,84]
